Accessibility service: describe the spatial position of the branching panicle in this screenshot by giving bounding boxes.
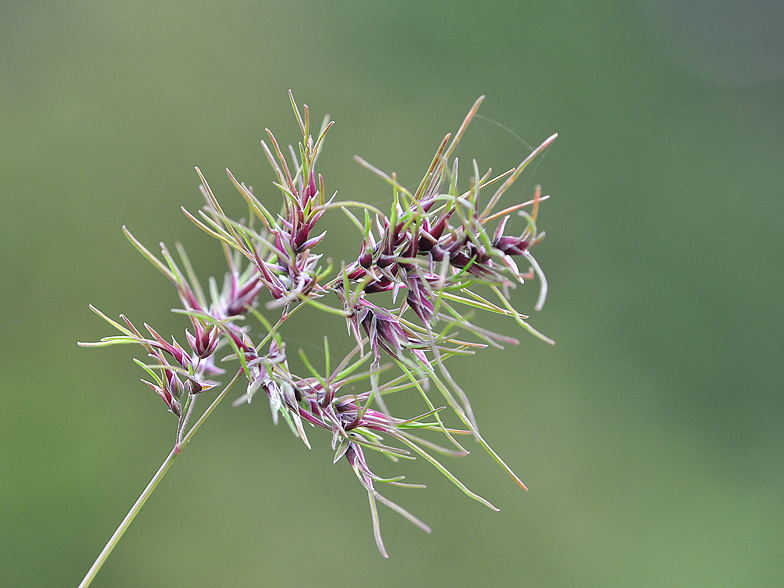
[79,93,557,571]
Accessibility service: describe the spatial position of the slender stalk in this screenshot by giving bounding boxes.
[77,447,177,588]
[176,393,196,447]
[78,370,243,588]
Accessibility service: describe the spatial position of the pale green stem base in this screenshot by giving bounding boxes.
[77,370,242,588]
[77,447,178,588]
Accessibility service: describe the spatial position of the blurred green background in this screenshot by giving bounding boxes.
[2,1,782,586]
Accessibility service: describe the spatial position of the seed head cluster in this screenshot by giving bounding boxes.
[82,92,556,557]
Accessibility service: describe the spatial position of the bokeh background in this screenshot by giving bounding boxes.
[2,1,782,586]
